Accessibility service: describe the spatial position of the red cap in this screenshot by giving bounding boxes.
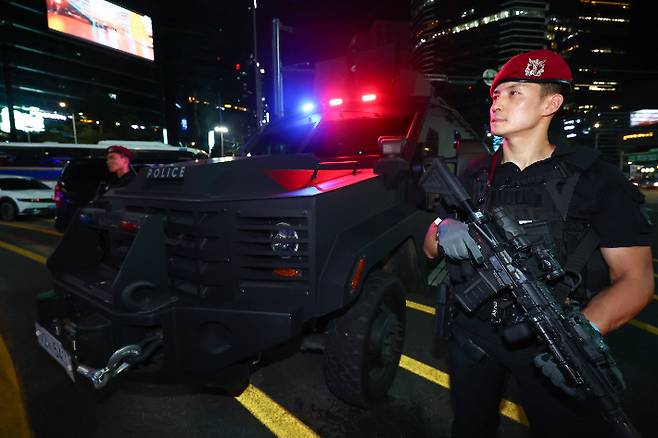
[490,49,572,96]
[106,145,132,160]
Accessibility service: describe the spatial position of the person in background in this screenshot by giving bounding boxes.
[104,145,135,190]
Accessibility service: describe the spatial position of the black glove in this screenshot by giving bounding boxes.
[437,218,483,263]
[533,352,584,400]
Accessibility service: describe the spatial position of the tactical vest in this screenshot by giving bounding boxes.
[467,146,610,309]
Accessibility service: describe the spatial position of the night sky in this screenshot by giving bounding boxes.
[255,0,410,66]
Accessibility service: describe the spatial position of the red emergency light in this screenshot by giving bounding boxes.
[361,93,377,102]
[120,219,139,233]
[329,98,343,107]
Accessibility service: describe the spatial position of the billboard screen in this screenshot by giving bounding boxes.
[46,0,154,61]
[630,109,658,127]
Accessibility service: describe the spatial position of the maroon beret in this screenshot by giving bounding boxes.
[106,145,132,159]
[490,49,572,96]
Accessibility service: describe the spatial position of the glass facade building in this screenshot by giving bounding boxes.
[1,0,164,144]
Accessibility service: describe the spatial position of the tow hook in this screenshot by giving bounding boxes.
[76,344,142,389]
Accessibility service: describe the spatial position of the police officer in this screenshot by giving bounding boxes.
[90,145,136,207]
[105,145,135,190]
[423,49,654,437]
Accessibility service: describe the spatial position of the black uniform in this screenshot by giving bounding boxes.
[91,170,136,208]
[106,170,136,191]
[446,143,653,438]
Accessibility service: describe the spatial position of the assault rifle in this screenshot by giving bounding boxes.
[420,157,641,438]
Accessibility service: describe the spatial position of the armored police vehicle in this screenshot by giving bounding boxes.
[35,65,480,406]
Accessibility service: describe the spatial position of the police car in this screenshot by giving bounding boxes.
[0,175,55,221]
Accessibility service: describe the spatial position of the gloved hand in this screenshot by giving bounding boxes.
[437,218,483,263]
[533,352,584,400]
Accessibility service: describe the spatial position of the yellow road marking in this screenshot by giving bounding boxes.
[235,385,319,437]
[1,241,318,437]
[628,319,658,336]
[0,221,62,237]
[402,301,529,425]
[0,241,47,264]
[399,354,528,426]
[399,355,449,388]
[0,337,32,438]
[404,298,658,424]
[405,299,435,315]
[407,293,658,338]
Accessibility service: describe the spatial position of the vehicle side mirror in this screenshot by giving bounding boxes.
[374,157,409,190]
[378,136,406,157]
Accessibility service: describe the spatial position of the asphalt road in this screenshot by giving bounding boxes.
[1,195,658,437]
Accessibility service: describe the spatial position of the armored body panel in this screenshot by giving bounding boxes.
[36,92,471,404]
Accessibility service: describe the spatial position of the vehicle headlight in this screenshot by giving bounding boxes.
[270,222,299,257]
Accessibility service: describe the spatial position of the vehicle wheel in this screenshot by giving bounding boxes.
[324,271,406,407]
[0,200,18,221]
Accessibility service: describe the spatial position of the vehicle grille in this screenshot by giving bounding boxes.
[124,205,226,298]
[235,213,310,292]
[123,205,312,298]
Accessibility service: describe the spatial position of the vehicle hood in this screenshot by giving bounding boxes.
[110,154,381,202]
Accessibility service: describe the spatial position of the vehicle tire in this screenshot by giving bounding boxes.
[0,199,18,221]
[324,271,406,407]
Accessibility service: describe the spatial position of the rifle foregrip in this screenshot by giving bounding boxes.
[433,159,472,204]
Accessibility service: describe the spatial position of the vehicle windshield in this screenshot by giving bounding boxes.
[245,114,413,158]
[0,178,51,190]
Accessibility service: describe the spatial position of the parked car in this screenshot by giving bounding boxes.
[54,147,206,232]
[0,175,56,221]
[637,177,658,190]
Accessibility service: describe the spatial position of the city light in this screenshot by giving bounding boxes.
[208,130,215,152]
[361,93,377,102]
[623,132,654,141]
[214,126,229,133]
[301,102,315,113]
[58,102,67,108]
[329,98,343,107]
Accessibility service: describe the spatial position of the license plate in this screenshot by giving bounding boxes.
[35,322,75,381]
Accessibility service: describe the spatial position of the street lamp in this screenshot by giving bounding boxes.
[214,125,229,156]
[59,101,77,144]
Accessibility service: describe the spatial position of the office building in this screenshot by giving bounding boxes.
[1,0,163,143]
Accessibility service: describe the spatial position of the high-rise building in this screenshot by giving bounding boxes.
[411,0,550,137]
[157,0,258,151]
[546,0,654,161]
[1,0,163,143]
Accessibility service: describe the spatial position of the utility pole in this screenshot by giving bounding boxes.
[252,1,263,126]
[272,18,284,120]
[1,20,17,141]
[271,19,292,120]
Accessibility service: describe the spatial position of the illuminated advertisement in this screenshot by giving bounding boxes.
[630,109,658,127]
[46,0,154,61]
[1,106,69,134]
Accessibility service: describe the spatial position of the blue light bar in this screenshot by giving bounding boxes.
[301,102,315,113]
[79,213,94,225]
